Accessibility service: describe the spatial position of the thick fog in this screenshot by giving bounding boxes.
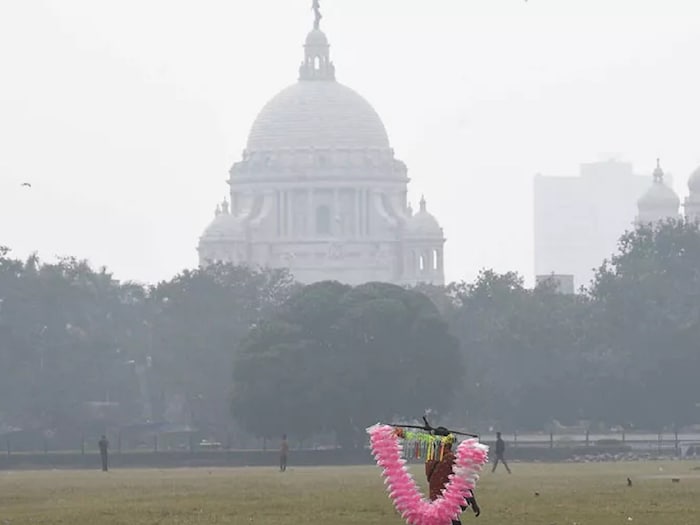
[1,0,699,285]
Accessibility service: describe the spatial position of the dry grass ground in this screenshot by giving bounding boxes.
[1,461,699,524]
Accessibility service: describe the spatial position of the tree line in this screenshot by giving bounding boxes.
[1,219,699,447]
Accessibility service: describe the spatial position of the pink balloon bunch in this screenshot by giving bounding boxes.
[367,424,489,525]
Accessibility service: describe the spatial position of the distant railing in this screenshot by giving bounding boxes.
[478,431,700,455]
[2,430,700,457]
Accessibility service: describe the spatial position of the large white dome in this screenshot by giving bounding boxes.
[246,81,390,152]
[638,182,680,208]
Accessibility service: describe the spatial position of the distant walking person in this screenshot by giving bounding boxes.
[98,435,109,472]
[280,434,289,472]
[492,432,511,473]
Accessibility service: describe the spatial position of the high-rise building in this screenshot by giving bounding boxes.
[534,158,700,289]
[534,160,651,289]
[198,4,444,286]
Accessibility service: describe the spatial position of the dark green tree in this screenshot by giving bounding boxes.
[231,281,461,447]
[588,219,700,428]
[0,251,147,432]
[448,270,592,430]
[149,263,296,435]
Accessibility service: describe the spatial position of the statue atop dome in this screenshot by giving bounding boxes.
[312,0,322,30]
[299,0,335,81]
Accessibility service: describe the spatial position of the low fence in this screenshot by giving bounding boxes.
[4,431,699,455]
[0,448,375,471]
[0,430,699,470]
[480,431,700,455]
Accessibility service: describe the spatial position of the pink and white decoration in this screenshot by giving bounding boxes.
[367,424,489,525]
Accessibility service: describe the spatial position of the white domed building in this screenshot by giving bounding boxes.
[684,165,700,222]
[636,160,680,225]
[198,7,445,285]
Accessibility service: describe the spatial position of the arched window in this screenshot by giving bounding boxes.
[316,205,331,235]
[419,255,425,272]
[433,249,439,270]
[314,56,321,70]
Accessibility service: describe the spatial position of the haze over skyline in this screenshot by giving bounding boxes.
[2,0,699,286]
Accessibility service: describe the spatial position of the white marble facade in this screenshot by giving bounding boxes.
[684,166,700,223]
[198,14,445,286]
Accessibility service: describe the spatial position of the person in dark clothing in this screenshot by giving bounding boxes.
[98,435,109,472]
[492,432,511,473]
[425,434,481,523]
[279,434,289,472]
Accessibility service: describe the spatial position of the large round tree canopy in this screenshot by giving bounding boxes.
[231,281,461,447]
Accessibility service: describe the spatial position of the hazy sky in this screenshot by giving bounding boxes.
[1,0,699,286]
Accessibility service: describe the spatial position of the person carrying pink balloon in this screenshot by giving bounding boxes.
[425,433,481,522]
[367,423,488,525]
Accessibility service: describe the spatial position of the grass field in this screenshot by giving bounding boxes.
[1,462,699,524]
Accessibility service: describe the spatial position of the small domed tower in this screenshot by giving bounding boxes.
[403,196,445,285]
[299,21,335,81]
[198,199,249,264]
[684,165,700,223]
[636,159,680,225]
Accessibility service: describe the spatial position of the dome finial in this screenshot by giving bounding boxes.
[653,158,664,184]
[419,195,427,212]
[299,1,335,81]
[312,0,322,30]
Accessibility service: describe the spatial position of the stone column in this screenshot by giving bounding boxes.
[366,190,372,236]
[333,189,339,236]
[286,191,293,237]
[355,189,361,238]
[276,191,282,237]
[307,188,313,236]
